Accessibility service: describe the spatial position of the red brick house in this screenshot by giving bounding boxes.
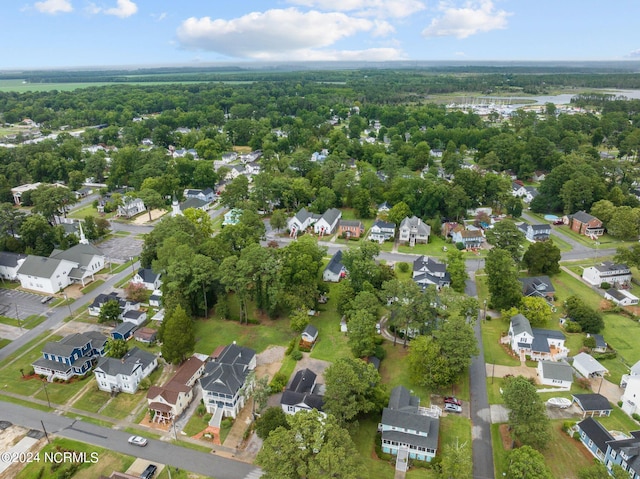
[338,220,365,239]
[569,211,604,237]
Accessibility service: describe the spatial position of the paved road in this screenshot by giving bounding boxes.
[0,401,261,479]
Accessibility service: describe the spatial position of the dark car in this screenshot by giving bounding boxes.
[140,464,157,479]
[444,396,462,406]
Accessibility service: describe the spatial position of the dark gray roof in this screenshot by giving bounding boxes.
[606,289,627,301]
[540,361,573,382]
[215,343,256,368]
[606,434,640,473]
[42,333,92,356]
[280,390,324,410]
[303,324,319,339]
[381,408,439,448]
[573,393,612,412]
[321,208,341,226]
[122,309,145,321]
[571,210,598,224]
[400,216,431,235]
[288,368,317,393]
[413,256,446,274]
[519,276,555,296]
[0,251,27,268]
[84,330,108,350]
[324,250,345,275]
[388,385,420,412]
[33,357,74,373]
[511,314,533,337]
[293,208,316,224]
[372,219,395,230]
[181,197,208,210]
[413,271,451,288]
[90,292,123,309]
[531,328,565,353]
[592,334,606,349]
[594,261,629,273]
[95,347,155,376]
[17,255,70,278]
[200,362,247,396]
[339,220,363,228]
[112,322,137,336]
[136,268,159,284]
[578,418,613,453]
[381,426,439,451]
[50,243,104,268]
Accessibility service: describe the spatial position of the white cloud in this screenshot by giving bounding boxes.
[288,0,426,18]
[253,47,406,62]
[34,0,73,14]
[104,0,137,18]
[176,8,395,60]
[628,49,640,58]
[151,12,167,22]
[422,0,511,39]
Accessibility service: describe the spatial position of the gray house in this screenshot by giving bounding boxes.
[398,216,430,247]
[517,223,551,242]
[94,347,157,394]
[280,368,324,415]
[323,250,346,282]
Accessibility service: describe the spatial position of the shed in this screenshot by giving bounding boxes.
[537,360,573,388]
[111,322,137,341]
[572,352,608,378]
[572,393,613,418]
[133,327,157,344]
[301,324,319,345]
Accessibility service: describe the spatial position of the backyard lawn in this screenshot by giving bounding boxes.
[481,318,519,366]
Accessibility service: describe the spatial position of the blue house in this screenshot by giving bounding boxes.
[111,322,137,341]
[33,331,107,381]
[577,417,640,478]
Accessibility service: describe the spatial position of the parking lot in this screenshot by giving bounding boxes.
[0,289,53,320]
[95,235,144,263]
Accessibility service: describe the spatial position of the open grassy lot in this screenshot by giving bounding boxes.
[397,236,454,257]
[100,389,146,419]
[33,374,92,405]
[0,314,46,329]
[309,283,352,362]
[481,318,519,366]
[16,437,135,479]
[552,270,601,310]
[600,313,640,378]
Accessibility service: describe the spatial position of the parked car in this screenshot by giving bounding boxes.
[128,435,148,447]
[140,464,157,479]
[444,403,462,413]
[40,296,53,304]
[444,396,462,406]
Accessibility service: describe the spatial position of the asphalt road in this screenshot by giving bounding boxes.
[1,402,261,479]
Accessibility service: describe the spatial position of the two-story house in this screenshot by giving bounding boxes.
[517,223,551,242]
[519,276,555,301]
[338,220,365,239]
[33,331,107,381]
[130,268,162,291]
[183,188,216,203]
[280,368,324,415]
[147,356,205,424]
[117,197,146,218]
[199,344,256,419]
[368,219,395,243]
[314,208,342,236]
[323,250,346,283]
[0,252,27,281]
[17,256,78,294]
[412,256,450,290]
[378,386,439,464]
[569,211,604,237]
[507,314,568,361]
[94,347,157,394]
[398,216,430,247]
[49,243,105,288]
[582,262,632,288]
[88,292,139,318]
[450,226,483,249]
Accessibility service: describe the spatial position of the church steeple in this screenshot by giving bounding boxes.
[78,221,89,244]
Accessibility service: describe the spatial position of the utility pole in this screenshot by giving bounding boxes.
[42,380,51,408]
[15,304,22,331]
[63,294,73,319]
[40,420,50,444]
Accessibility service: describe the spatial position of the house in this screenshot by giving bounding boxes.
[604,288,639,306]
[532,171,547,182]
[569,211,604,237]
[133,327,157,344]
[184,188,215,203]
[172,197,210,217]
[88,292,139,318]
[412,256,450,290]
[450,226,483,249]
[32,331,107,381]
[588,333,607,353]
[523,186,538,203]
[621,376,640,417]
[111,321,137,341]
[323,250,346,283]
[314,208,342,237]
[10,182,43,205]
[577,417,640,478]
[537,360,573,388]
[16,255,78,294]
[368,219,395,243]
[512,182,527,198]
[378,386,439,463]
[246,161,261,176]
[226,165,246,180]
[121,309,146,326]
[281,368,324,415]
[301,325,319,347]
[338,220,365,239]
[288,208,317,235]
[199,343,256,419]
[49,243,105,288]
[621,360,640,389]
[377,201,391,213]
[507,314,568,361]
[149,290,162,308]
[222,208,243,226]
[0,252,27,281]
[117,197,146,218]
[131,268,162,291]
[147,356,205,423]
[582,262,632,288]
[572,393,613,418]
[517,223,551,242]
[519,276,555,301]
[398,216,430,247]
[74,186,93,199]
[94,347,157,394]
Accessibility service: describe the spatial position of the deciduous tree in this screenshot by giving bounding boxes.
[485,220,526,263]
[485,248,523,310]
[104,338,128,359]
[408,334,452,389]
[98,299,121,327]
[502,376,551,450]
[440,439,472,479]
[446,248,468,292]
[522,240,561,275]
[160,305,195,365]
[505,446,553,479]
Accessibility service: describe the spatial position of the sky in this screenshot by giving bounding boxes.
[4,0,640,69]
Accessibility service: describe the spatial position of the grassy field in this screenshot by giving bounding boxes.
[33,374,93,405]
[481,318,519,366]
[15,437,135,479]
[599,313,640,384]
[0,314,46,329]
[309,283,352,362]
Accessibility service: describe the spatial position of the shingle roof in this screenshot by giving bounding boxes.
[181,198,208,210]
[578,417,613,453]
[573,393,612,412]
[571,210,598,224]
[0,251,27,268]
[381,408,439,449]
[400,216,431,235]
[320,208,341,226]
[303,324,319,339]
[519,276,555,296]
[388,385,420,412]
[17,255,70,278]
[95,347,156,376]
[289,368,317,393]
[112,322,137,337]
[511,314,533,337]
[324,250,344,275]
[280,390,324,410]
[215,343,256,368]
[200,362,247,396]
[540,361,574,382]
[50,243,104,268]
[136,268,159,284]
[372,219,395,230]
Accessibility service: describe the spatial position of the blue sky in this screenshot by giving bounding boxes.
[5,0,640,69]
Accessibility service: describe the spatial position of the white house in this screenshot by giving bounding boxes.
[313,208,342,237]
[323,250,346,283]
[301,325,319,346]
[131,268,162,291]
[0,252,27,281]
[199,344,256,419]
[582,262,632,288]
[621,360,640,389]
[280,368,324,415]
[49,243,105,287]
[507,314,568,361]
[288,208,317,235]
[604,289,639,306]
[398,216,430,247]
[117,197,146,218]
[184,188,215,202]
[94,347,157,394]
[621,376,640,417]
[222,208,243,226]
[412,256,450,290]
[573,352,608,378]
[537,361,573,388]
[517,223,551,242]
[368,219,395,243]
[16,256,77,294]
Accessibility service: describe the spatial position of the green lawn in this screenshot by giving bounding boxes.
[481,318,519,366]
[309,283,352,362]
[72,384,112,414]
[397,236,452,257]
[598,406,640,435]
[100,389,147,420]
[33,374,93,405]
[552,270,602,310]
[0,338,10,349]
[80,279,105,294]
[0,314,45,329]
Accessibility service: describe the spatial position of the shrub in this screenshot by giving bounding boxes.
[291,350,303,361]
[455,242,465,250]
[563,321,582,333]
[562,421,575,433]
[269,372,288,392]
[633,413,640,423]
[583,336,596,349]
[285,338,296,355]
[139,377,151,390]
[593,351,617,360]
[618,401,623,407]
[221,417,234,429]
[601,282,611,290]
[397,262,409,273]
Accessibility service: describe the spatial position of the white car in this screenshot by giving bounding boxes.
[128,435,148,447]
[444,403,462,413]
